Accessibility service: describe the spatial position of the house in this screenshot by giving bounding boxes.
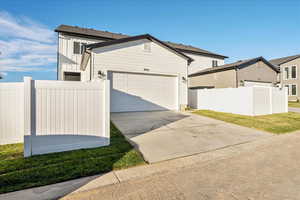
[54,25,228,79]
[269,54,300,101]
[54,25,227,112]
[188,57,280,89]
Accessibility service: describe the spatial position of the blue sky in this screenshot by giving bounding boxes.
[0,0,299,82]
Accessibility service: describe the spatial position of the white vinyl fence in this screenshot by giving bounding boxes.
[188,86,288,116]
[0,77,110,157]
[0,83,24,145]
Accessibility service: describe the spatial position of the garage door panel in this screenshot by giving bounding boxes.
[244,81,272,87]
[109,72,178,112]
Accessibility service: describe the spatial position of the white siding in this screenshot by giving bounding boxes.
[186,53,225,75]
[92,39,188,106]
[58,33,105,81]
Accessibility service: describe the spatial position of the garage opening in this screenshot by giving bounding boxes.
[108,71,178,112]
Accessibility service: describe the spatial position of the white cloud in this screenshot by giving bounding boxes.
[0,11,57,73]
[0,72,7,77]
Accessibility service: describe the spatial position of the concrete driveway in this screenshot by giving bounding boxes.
[111,111,270,163]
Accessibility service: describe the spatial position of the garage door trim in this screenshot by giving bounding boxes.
[107,70,180,112]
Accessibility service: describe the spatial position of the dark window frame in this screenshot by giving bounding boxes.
[64,72,81,81]
[291,84,297,96]
[291,66,297,79]
[212,60,218,67]
[73,41,81,54]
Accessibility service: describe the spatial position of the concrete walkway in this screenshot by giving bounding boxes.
[111,111,271,163]
[63,131,300,200]
[289,107,300,113]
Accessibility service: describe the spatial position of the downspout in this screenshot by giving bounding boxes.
[235,68,239,88]
[90,52,92,81]
[56,33,59,80]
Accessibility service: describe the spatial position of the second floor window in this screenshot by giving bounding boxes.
[73,42,87,55]
[284,67,289,80]
[212,60,218,67]
[292,66,297,79]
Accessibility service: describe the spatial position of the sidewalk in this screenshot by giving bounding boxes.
[289,107,300,113]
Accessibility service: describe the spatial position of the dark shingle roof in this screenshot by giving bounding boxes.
[269,54,300,66]
[189,57,279,77]
[55,24,228,59]
[86,34,193,62]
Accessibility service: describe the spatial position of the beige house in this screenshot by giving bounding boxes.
[189,57,279,89]
[270,54,300,101]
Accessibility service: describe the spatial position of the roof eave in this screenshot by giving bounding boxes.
[179,49,228,59]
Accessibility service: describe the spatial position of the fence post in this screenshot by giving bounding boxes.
[285,87,288,112]
[24,77,32,157]
[103,80,110,145]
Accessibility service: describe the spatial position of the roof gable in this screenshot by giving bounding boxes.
[189,57,279,77]
[86,34,194,63]
[269,54,300,66]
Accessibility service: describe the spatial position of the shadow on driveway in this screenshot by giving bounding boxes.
[111,111,271,163]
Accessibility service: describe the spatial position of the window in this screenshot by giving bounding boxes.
[81,43,87,54]
[212,60,218,67]
[285,85,290,95]
[292,84,297,96]
[64,72,81,81]
[284,67,289,80]
[73,42,87,54]
[143,43,151,52]
[292,66,297,79]
[73,42,81,54]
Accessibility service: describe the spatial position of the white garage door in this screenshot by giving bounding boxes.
[108,72,178,112]
[244,81,273,87]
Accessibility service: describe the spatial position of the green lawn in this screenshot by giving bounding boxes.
[289,101,300,108]
[193,110,300,134]
[0,123,145,194]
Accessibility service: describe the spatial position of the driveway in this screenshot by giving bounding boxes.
[111,111,270,163]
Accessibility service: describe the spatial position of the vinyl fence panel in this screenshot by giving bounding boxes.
[272,87,288,113]
[25,79,110,157]
[0,82,24,145]
[0,77,110,157]
[189,86,287,116]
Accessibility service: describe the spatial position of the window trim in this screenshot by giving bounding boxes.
[291,84,297,96]
[291,65,297,80]
[64,71,81,81]
[283,65,297,80]
[212,60,218,67]
[284,84,290,95]
[283,66,289,80]
[285,84,298,96]
[73,41,81,55]
[73,41,87,55]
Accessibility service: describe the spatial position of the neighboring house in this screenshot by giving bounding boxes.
[188,57,279,89]
[54,25,228,80]
[269,54,300,101]
[54,24,227,112]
